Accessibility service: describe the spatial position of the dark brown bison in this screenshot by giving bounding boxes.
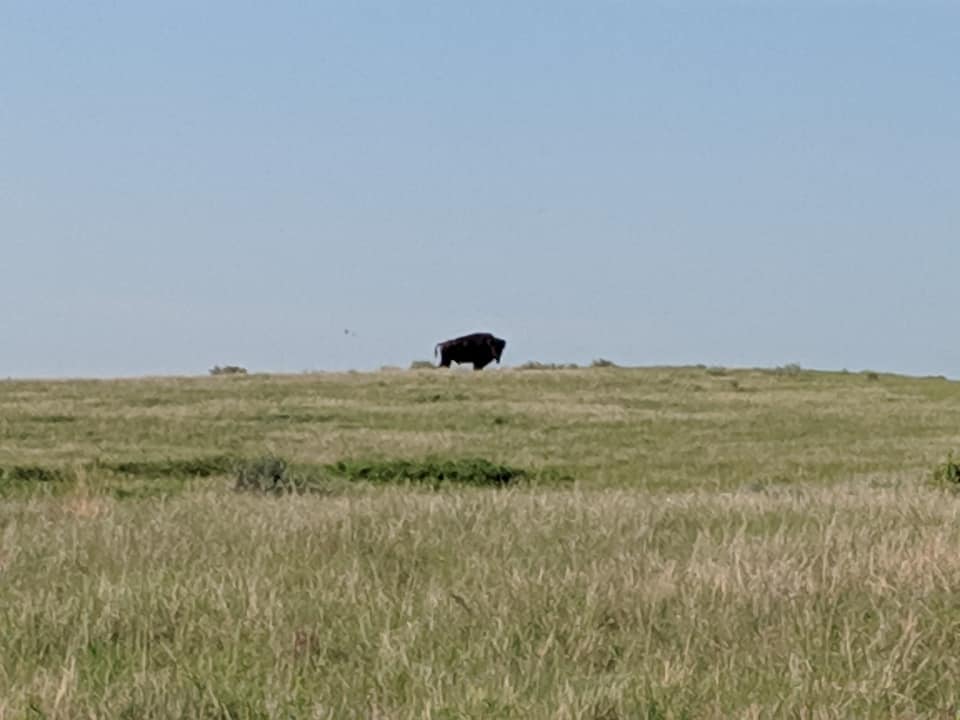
[434,332,507,370]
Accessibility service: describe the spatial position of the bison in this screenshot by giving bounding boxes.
[434,332,507,370]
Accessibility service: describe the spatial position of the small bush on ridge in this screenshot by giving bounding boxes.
[517,361,579,370]
[210,365,248,376]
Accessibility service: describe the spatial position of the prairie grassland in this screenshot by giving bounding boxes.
[2,366,960,717]
[4,366,960,489]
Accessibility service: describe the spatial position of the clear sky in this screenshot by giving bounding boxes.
[3,2,958,378]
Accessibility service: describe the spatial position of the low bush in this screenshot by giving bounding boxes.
[932,453,960,487]
[516,361,579,370]
[210,365,248,376]
[234,456,323,495]
[773,363,803,376]
[409,360,436,370]
[590,358,617,368]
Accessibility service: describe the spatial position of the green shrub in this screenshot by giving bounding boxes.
[410,360,436,370]
[932,453,960,487]
[590,358,617,368]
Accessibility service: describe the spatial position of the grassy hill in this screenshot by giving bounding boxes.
[2,366,960,717]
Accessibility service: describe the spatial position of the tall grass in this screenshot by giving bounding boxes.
[2,482,959,717]
[3,367,960,716]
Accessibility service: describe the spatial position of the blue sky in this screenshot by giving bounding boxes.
[3,2,958,378]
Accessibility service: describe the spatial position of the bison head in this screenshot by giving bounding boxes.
[491,336,506,364]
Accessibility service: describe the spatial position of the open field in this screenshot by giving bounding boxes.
[3,366,960,717]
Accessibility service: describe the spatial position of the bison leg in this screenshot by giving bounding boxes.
[473,357,492,371]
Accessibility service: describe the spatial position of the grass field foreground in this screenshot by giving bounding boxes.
[2,366,960,717]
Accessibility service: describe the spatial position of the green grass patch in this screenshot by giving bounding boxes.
[0,464,66,483]
[328,457,526,487]
[100,455,237,478]
[26,414,76,424]
[0,464,69,496]
[0,455,548,497]
[232,455,545,495]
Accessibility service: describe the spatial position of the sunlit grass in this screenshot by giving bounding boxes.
[2,366,960,716]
